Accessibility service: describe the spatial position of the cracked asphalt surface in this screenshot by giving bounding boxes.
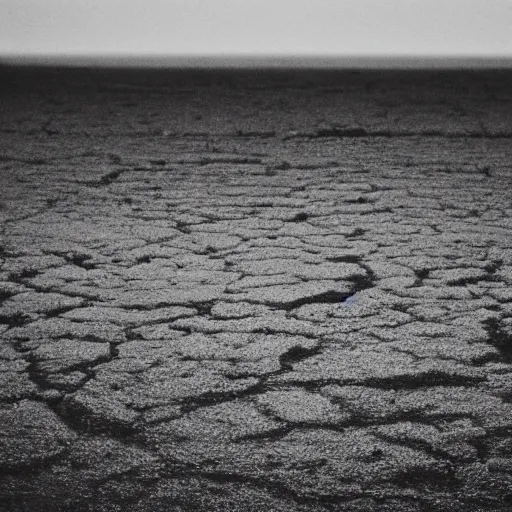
[1,67,512,511]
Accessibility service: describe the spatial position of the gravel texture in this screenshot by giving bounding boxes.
[1,67,512,511]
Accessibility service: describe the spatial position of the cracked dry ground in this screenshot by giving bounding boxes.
[1,68,512,512]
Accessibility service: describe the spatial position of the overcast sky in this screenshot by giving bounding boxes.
[1,0,511,57]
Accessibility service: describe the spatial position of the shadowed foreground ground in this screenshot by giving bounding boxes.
[1,67,512,511]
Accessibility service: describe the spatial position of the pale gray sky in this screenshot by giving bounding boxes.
[1,0,511,56]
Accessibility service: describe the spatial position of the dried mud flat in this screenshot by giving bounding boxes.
[1,67,512,511]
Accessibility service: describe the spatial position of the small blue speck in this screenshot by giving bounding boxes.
[343,295,356,306]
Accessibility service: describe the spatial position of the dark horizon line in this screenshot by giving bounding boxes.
[2,53,512,70]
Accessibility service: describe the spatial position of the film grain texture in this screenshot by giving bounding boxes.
[1,67,512,511]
